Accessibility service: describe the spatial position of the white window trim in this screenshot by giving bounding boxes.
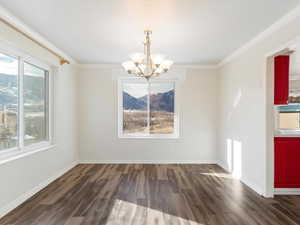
[0,143,56,165]
[118,77,180,139]
[0,42,55,163]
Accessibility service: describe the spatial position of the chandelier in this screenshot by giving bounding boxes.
[122,30,173,80]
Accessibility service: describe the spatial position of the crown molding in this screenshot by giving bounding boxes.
[0,5,76,64]
[218,4,300,68]
[76,64,121,69]
[76,63,218,70]
[173,64,218,69]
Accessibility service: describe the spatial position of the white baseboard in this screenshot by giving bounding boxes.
[241,177,264,196]
[274,188,300,195]
[216,160,229,171]
[217,161,265,196]
[79,160,218,164]
[0,161,78,219]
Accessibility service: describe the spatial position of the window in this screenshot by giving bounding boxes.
[0,49,51,154]
[119,79,178,138]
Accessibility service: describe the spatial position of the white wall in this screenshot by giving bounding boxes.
[78,67,218,163]
[218,7,300,196]
[0,20,79,216]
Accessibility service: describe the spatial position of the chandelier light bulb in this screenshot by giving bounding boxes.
[130,53,145,65]
[151,54,166,66]
[122,61,135,72]
[161,60,174,70]
[155,66,163,74]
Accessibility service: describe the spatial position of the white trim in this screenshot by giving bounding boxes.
[0,161,77,218]
[274,188,300,195]
[77,63,218,70]
[76,64,120,69]
[48,67,55,145]
[0,5,76,64]
[18,56,24,148]
[217,161,265,196]
[79,160,218,164]
[0,144,55,166]
[173,64,218,69]
[265,56,275,198]
[241,177,265,196]
[217,160,229,171]
[264,36,300,59]
[218,4,300,68]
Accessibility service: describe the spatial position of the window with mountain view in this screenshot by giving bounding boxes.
[0,53,18,150]
[0,50,50,153]
[120,80,177,138]
[24,62,48,145]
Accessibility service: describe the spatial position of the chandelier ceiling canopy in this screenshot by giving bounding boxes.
[122,30,173,80]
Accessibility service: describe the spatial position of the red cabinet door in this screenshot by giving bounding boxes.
[274,137,300,188]
[274,55,289,105]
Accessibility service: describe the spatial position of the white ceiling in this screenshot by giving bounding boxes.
[0,0,299,64]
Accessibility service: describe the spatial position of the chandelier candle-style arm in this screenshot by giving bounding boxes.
[122,30,173,80]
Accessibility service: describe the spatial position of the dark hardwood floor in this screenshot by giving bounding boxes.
[1,164,300,225]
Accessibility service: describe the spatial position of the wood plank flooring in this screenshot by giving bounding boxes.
[1,164,300,225]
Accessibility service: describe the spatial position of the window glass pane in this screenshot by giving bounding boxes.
[289,79,300,103]
[279,112,300,129]
[150,82,175,134]
[278,105,300,129]
[24,62,48,145]
[123,82,148,134]
[0,53,18,150]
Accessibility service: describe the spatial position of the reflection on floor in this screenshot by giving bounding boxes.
[1,164,300,225]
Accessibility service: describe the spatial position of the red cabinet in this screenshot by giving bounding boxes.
[274,137,300,188]
[274,55,290,105]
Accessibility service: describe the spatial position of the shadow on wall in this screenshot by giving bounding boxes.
[227,88,242,121]
[226,138,242,179]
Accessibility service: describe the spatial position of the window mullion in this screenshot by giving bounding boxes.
[18,58,24,149]
[45,71,51,142]
[147,81,150,134]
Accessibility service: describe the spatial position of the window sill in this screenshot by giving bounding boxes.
[275,130,300,137]
[118,134,180,139]
[0,143,56,166]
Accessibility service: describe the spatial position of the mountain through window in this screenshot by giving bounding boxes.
[119,80,178,138]
[0,49,50,153]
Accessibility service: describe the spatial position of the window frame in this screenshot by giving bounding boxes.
[118,77,180,139]
[0,43,53,158]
